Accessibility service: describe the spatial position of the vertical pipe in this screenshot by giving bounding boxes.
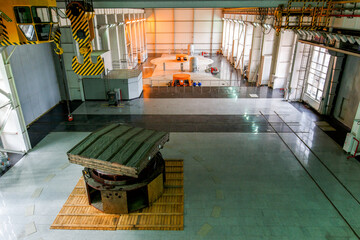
[210,9,214,56]
[221,15,226,52]
[229,16,236,60]
[241,18,247,71]
[257,26,265,86]
[154,8,157,55]
[225,16,232,58]
[173,8,176,54]
[235,21,243,69]
[118,12,128,66]
[139,13,142,57]
[128,12,133,66]
[248,24,257,82]
[269,30,281,87]
[143,12,148,59]
[286,35,299,100]
[132,11,138,65]
[192,8,195,45]
[222,19,227,53]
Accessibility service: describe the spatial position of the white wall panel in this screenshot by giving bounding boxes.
[174,33,193,43]
[273,30,296,89]
[174,9,194,20]
[145,8,223,54]
[194,9,213,20]
[248,26,263,82]
[9,44,61,125]
[194,22,212,33]
[154,9,174,20]
[333,56,360,128]
[156,34,174,43]
[156,22,174,33]
[174,22,193,32]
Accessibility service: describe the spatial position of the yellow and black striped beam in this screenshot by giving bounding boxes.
[66,1,104,76]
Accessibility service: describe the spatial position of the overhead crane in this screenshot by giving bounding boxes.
[0,0,106,132]
[224,0,360,33]
[0,0,104,76]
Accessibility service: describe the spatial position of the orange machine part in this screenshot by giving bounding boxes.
[172,74,192,86]
[175,54,188,62]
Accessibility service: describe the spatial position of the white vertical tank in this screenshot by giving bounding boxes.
[190,57,198,72]
[188,44,195,56]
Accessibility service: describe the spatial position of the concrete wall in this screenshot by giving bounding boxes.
[333,55,360,128]
[145,8,223,55]
[9,43,61,125]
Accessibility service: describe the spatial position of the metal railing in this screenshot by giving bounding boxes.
[149,78,244,88]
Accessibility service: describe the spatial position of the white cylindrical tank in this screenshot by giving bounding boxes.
[190,57,198,72]
[188,44,195,56]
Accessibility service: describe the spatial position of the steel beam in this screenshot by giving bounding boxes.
[56,1,288,8]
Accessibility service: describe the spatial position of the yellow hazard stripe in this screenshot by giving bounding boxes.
[72,57,104,76]
[67,2,104,76]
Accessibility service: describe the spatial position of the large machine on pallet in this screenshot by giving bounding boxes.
[67,124,169,214]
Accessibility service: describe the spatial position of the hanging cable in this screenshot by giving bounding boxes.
[57,54,73,122]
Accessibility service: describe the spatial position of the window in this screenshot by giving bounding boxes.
[305,46,330,102]
[35,24,50,41]
[32,7,50,23]
[50,7,59,23]
[14,7,32,23]
[18,24,37,41]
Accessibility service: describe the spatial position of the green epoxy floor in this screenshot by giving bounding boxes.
[1,99,360,240]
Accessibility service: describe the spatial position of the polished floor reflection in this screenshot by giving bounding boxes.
[142,86,284,98]
[1,97,360,240]
[2,55,358,240]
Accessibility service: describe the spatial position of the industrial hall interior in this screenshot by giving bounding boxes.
[2,0,360,239]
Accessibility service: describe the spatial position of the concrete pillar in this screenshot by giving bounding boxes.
[131,12,138,65]
[117,13,128,67]
[222,18,227,52]
[93,16,101,50]
[96,14,110,51]
[127,12,133,67]
[107,14,121,66]
[137,13,143,57]
[142,13,148,59]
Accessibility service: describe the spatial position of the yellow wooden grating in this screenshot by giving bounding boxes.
[51,160,184,231]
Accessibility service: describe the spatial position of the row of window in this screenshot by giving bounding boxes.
[305,46,331,102]
[14,7,58,24]
[13,7,59,42]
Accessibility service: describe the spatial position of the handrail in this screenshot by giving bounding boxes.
[149,78,234,87]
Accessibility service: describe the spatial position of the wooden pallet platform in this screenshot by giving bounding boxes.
[51,160,183,231]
